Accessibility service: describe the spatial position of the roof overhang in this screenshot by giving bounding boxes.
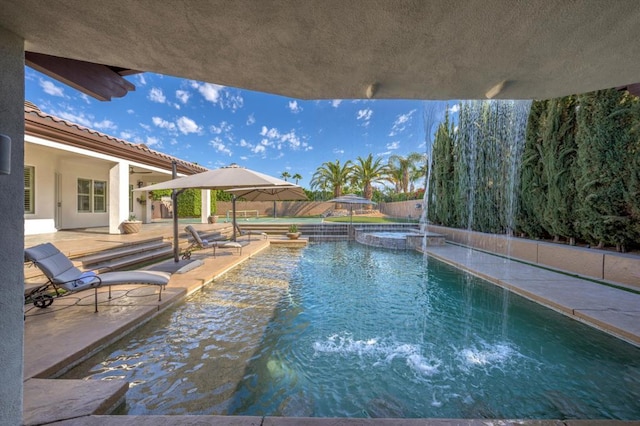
[3,1,640,100]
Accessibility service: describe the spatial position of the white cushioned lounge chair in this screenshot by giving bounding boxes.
[182,225,242,260]
[24,242,170,312]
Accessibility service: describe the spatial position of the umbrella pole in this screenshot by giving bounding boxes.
[232,195,237,241]
[171,161,179,262]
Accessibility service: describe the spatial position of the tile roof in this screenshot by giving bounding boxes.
[24,101,208,176]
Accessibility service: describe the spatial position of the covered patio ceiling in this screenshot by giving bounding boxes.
[2,0,640,101]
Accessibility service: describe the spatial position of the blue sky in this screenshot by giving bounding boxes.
[25,68,451,188]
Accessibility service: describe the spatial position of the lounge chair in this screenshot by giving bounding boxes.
[182,225,243,260]
[235,224,268,241]
[24,242,170,312]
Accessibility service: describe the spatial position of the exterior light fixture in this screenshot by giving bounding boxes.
[0,134,11,175]
[366,83,379,99]
[485,80,508,99]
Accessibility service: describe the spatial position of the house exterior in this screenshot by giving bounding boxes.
[24,101,209,235]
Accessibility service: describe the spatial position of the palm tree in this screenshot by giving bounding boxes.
[388,152,427,194]
[292,173,303,185]
[310,160,353,198]
[280,171,291,181]
[351,154,389,201]
[386,167,404,193]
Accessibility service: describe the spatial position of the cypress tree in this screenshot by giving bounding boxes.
[623,94,640,249]
[428,110,456,226]
[517,100,548,238]
[541,96,578,244]
[453,102,473,229]
[575,89,632,251]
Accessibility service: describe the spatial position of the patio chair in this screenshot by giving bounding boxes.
[182,225,243,260]
[24,242,170,312]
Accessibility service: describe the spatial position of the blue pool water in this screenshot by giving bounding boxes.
[64,243,640,419]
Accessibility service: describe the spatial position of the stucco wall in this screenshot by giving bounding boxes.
[379,200,424,220]
[0,26,25,426]
[215,200,333,219]
[428,225,640,290]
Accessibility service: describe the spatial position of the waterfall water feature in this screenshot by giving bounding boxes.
[454,100,532,244]
[453,99,532,335]
[419,101,448,254]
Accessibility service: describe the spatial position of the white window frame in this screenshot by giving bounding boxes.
[77,178,108,213]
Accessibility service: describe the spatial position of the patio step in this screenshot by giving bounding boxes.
[79,229,229,272]
[83,245,175,272]
[78,240,170,268]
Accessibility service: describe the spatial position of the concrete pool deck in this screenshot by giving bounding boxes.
[22,225,640,425]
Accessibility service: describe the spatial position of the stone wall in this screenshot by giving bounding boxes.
[428,225,640,290]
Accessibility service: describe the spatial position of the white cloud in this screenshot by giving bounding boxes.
[246,114,256,125]
[127,109,135,114]
[152,116,176,132]
[149,87,166,103]
[280,130,301,149]
[288,100,303,113]
[176,116,201,134]
[449,104,460,113]
[135,74,147,86]
[252,145,266,154]
[194,82,222,103]
[389,109,416,136]
[357,108,373,126]
[331,100,342,108]
[386,141,400,150]
[333,148,345,154]
[260,126,280,139]
[209,137,232,155]
[93,119,117,131]
[50,107,121,133]
[120,131,133,140]
[40,79,65,97]
[145,136,161,147]
[222,91,244,112]
[257,125,312,153]
[210,121,232,135]
[176,90,190,104]
[139,123,152,132]
[191,81,244,111]
[53,110,92,127]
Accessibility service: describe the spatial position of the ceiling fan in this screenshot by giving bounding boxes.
[130,166,153,174]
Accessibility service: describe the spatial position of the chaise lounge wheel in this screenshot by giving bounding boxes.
[33,294,53,308]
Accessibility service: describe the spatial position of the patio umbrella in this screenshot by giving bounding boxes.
[327,194,377,232]
[225,185,307,201]
[136,163,291,191]
[135,164,293,260]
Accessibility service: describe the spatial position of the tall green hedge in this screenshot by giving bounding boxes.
[149,189,218,217]
[428,90,640,252]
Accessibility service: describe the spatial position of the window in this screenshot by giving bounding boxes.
[77,178,107,213]
[24,166,35,214]
[93,180,107,212]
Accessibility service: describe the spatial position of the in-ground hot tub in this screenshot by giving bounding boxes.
[355,230,445,250]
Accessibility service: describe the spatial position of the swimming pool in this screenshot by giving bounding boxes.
[63,242,640,419]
